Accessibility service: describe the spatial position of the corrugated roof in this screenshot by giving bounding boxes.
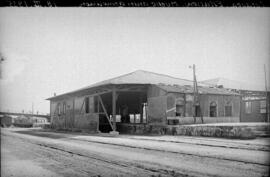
[156,84,239,95]
[200,77,268,91]
[47,70,234,100]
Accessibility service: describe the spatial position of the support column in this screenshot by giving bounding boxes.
[112,87,117,131]
[140,93,143,123]
[97,96,100,132]
[72,98,75,128]
[184,94,186,117]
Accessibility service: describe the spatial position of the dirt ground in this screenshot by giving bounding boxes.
[1,128,270,177]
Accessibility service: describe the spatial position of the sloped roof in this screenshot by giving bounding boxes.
[156,84,239,95]
[200,77,268,91]
[47,70,234,100]
[87,70,195,87]
[47,70,197,100]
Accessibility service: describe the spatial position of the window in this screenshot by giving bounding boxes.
[245,102,252,114]
[225,105,232,117]
[260,100,266,113]
[176,105,184,116]
[210,101,217,117]
[85,97,89,113]
[225,102,232,117]
[175,98,184,117]
[63,102,66,114]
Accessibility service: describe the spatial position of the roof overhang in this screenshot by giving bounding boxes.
[46,84,149,101]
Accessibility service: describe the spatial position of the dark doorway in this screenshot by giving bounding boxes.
[195,105,201,117]
[98,93,113,133]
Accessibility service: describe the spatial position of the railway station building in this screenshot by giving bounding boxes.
[47,70,241,134]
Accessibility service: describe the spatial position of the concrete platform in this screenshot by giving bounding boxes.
[167,122,270,139]
[109,131,119,136]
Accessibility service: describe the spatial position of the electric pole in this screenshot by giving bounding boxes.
[32,102,34,115]
[192,64,197,123]
[264,64,269,122]
[190,64,204,124]
[0,53,4,79]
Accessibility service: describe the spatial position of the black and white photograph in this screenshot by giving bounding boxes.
[0,4,270,177]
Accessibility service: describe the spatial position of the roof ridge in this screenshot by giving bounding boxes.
[90,70,138,86]
[200,77,221,82]
[201,77,242,83]
[136,69,193,82]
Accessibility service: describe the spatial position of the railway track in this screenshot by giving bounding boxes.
[2,132,195,177]
[2,129,269,177]
[3,130,270,166]
[65,137,269,167]
[126,136,270,151]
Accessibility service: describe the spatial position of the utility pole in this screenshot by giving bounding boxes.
[264,64,269,122]
[190,64,204,124]
[192,64,197,123]
[32,102,34,115]
[0,53,4,79]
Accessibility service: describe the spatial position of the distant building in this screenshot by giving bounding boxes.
[14,115,33,127]
[0,115,13,127]
[200,77,269,122]
[31,116,49,123]
[31,116,50,128]
[47,70,241,134]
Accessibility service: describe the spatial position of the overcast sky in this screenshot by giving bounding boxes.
[0,8,269,114]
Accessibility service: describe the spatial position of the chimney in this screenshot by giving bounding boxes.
[54,93,56,96]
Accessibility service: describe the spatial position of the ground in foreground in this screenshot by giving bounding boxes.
[1,128,269,177]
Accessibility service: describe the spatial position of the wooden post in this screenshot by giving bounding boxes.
[112,87,117,131]
[98,95,113,131]
[97,96,100,113]
[183,94,186,117]
[50,102,52,123]
[97,96,100,132]
[72,98,75,128]
[140,93,143,123]
[32,102,34,115]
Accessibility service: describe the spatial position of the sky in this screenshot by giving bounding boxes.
[0,8,269,114]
